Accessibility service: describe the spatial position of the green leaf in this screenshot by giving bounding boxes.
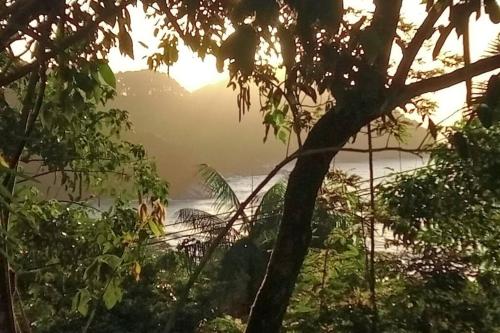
[0,155,8,168]
[103,278,122,310]
[83,259,100,280]
[73,289,91,316]
[0,191,13,212]
[277,127,289,144]
[148,219,163,237]
[74,73,94,93]
[0,183,12,201]
[99,254,122,270]
[98,63,116,89]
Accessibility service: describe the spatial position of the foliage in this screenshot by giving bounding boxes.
[1,1,500,332]
[0,52,169,330]
[197,315,246,333]
[11,196,142,330]
[284,170,371,332]
[375,119,500,332]
[198,164,241,213]
[380,120,500,270]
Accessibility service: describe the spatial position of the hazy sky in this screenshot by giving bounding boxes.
[108,2,499,123]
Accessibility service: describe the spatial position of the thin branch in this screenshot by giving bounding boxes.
[343,146,430,153]
[367,122,378,333]
[462,18,472,106]
[162,152,297,333]
[302,146,432,158]
[16,169,129,184]
[301,100,334,109]
[392,1,449,87]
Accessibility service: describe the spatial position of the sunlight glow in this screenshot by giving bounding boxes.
[108,3,499,122]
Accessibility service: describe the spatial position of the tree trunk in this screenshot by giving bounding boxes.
[0,205,16,333]
[245,106,370,332]
[0,259,15,333]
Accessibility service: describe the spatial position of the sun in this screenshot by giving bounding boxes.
[107,6,226,92]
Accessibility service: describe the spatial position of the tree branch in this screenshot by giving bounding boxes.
[0,0,49,49]
[0,0,131,87]
[392,1,449,87]
[16,168,129,184]
[395,54,500,107]
[372,0,403,73]
[163,152,297,333]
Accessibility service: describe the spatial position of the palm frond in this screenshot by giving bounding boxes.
[175,208,226,235]
[249,181,286,241]
[461,73,499,118]
[482,33,500,58]
[457,33,500,115]
[198,164,241,213]
[254,180,287,218]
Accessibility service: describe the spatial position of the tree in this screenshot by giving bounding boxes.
[127,1,500,330]
[173,165,362,329]
[143,2,499,331]
[1,1,147,330]
[1,38,168,333]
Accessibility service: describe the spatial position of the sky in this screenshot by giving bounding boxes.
[108,2,500,123]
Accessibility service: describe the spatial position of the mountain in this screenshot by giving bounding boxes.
[111,70,430,198]
[111,71,290,197]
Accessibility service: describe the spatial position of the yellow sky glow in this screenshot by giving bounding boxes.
[108,3,499,123]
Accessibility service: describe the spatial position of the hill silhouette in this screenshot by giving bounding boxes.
[111,70,430,197]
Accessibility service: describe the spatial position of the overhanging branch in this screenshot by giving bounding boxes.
[392,1,449,87]
[394,54,500,107]
[0,0,131,87]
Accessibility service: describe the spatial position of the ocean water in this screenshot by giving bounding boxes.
[167,156,426,221]
[166,156,427,250]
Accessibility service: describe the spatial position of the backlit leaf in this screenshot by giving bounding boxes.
[98,62,116,89]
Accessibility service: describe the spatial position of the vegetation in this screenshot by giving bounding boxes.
[1,0,500,332]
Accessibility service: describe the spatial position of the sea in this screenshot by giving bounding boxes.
[165,156,428,251]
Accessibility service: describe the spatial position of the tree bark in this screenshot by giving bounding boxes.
[0,209,16,333]
[367,122,378,333]
[245,106,371,332]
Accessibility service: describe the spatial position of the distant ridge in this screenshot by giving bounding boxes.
[111,70,430,197]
